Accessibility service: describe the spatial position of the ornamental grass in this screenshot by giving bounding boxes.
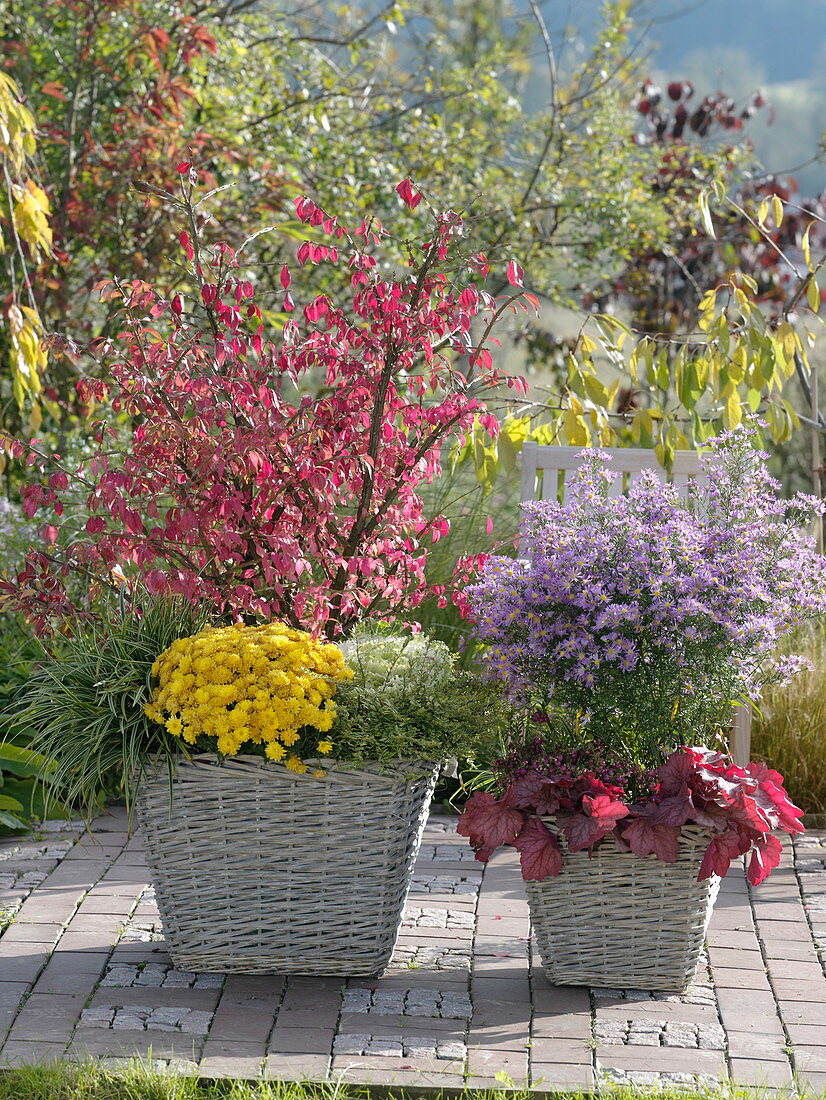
[16,596,208,817]
[752,621,826,815]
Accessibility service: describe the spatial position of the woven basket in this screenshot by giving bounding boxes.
[525,821,720,992]
[136,754,438,976]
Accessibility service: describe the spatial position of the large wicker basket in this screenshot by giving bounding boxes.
[136,754,438,976]
[525,821,720,992]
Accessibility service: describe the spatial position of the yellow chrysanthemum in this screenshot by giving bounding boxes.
[146,621,352,766]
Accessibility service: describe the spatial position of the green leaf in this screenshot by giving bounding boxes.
[0,742,55,778]
[496,426,520,475]
[583,373,609,407]
[746,387,762,413]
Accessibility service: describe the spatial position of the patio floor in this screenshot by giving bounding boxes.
[0,810,825,1093]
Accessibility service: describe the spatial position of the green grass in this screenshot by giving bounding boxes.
[751,622,826,815]
[0,1064,820,1100]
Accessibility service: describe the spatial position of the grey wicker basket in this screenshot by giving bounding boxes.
[136,754,438,976]
[525,821,720,992]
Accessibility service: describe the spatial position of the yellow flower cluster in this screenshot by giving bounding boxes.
[144,622,353,772]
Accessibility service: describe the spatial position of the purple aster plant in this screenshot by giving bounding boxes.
[468,427,826,767]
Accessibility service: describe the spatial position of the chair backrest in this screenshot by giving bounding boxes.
[519,442,708,506]
[518,441,751,765]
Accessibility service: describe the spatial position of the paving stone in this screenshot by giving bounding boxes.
[795,1047,826,1073]
[0,922,63,944]
[262,1053,331,1080]
[68,1028,203,1060]
[596,1044,727,1074]
[268,1026,335,1054]
[80,1007,115,1028]
[729,1057,794,1086]
[0,1039,68,1064]
[530,1062,595,1089]
[527,1037,591,1063]
[199,1042,265,1077]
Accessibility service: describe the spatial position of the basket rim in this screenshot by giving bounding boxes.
[141,753,442,782]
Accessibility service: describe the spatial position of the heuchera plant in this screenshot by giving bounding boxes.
[1,175,530,637]
[458,745,804,886]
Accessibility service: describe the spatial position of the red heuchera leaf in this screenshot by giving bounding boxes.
[657,748,702,796]
[559,808,616,852]
[574,772,624,801]
[688,800,733,829]
[509,771,562,815]
[512,818,563,881]
[622,817,681,863]
[746,763,805,834]
[747,833,784,886]
[731,792,774,833]
[649,792,693,827]
[692,764,742,806]
[582,793,630,829]
[697,827,751,880]
[457,791,523,863]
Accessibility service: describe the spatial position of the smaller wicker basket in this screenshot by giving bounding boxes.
[525,821,720,992]
[137,754,438,976]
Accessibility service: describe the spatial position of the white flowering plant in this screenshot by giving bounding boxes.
[332,627,509,764]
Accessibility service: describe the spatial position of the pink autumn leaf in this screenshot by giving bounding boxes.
[747,833,784,886]
[622,817,681,863]
[395,178,423,209]
[512,818,563,881]
[506,260,524,287]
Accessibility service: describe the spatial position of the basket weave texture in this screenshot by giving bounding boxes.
[137,754,438,976]
[525,821,720,992]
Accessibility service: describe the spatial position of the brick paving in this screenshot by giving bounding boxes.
[0,811,825,1092]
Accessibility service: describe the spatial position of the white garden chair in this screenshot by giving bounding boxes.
[519,441,752,765]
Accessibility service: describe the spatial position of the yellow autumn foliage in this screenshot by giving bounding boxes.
[0,72,51,410]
